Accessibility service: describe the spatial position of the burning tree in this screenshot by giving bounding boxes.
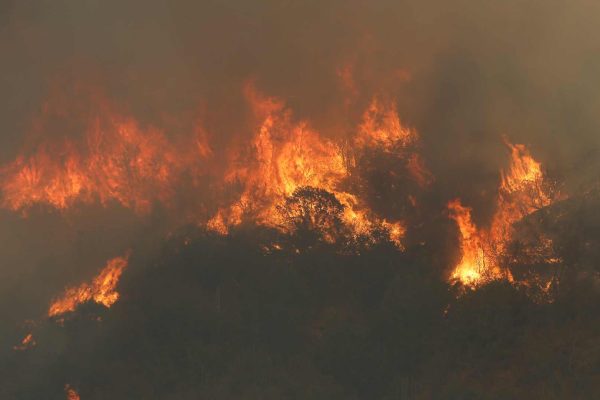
[277,186,346,246]
[448,140,561,288]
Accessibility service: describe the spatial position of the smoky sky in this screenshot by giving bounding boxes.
[2,1,599,178]
[1,0,600,332]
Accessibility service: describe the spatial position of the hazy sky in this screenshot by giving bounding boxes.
[1,0,599,330]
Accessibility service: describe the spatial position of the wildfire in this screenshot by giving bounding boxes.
[2,81,559,286]
[206,86,425,248]
[1,84,424,249]
[13,333,36,351]
[2,122,180,215]
[208,84,348,230]
[65,385,80,400]
[48,254,129,318]
[355,97,433,187]
[0,90,209,216]
[492,140,553,239]
[355,97,417,152]
[449,140,556,286]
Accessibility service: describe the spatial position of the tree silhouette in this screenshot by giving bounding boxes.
[277,186,346,246]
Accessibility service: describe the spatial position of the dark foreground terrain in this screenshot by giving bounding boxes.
[2,190,599,400]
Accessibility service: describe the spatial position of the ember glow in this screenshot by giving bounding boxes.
[13,333,36,351]
[48,254,129,318]
[64,385,80,400]
[448,140,558,286]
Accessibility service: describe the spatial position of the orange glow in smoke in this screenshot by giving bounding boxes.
[1,121,182,215]
[1,83,430,249]
[0,90,211,217]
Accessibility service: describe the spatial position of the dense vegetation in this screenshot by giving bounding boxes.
[2,191,600,400]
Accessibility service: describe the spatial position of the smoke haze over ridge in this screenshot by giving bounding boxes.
[1,2,600,397]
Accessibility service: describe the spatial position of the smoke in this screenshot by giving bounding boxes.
[2,2,600,398]
[2,0,599,187]
[1,0,600,348]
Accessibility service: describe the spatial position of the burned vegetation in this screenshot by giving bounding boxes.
[2,1,600,399]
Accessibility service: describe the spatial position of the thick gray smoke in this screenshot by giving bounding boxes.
[1,0,599,334]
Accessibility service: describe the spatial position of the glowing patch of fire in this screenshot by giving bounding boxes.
[13,333,36,351]
[206,87,424,248]
[48,255,129,318]
[448,140,556,286]
[65,385,80,400]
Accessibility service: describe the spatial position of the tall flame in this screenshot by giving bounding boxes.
[448,200,488,284]
[1,84,430,248]
[449,140,556,286]
[48,254,129,318]
[207,87,419,247]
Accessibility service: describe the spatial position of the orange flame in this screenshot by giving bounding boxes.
[1,84,430,249]
[13,333,36,351]
[207,87,419,247]
[0,90,210,216]
[449,140,556,286]
[492,140,552,239]
[2,121,178,214]
[65,385,80,400]
[448,200,485,284]
[355,97,433,187]
[48,254,129,318]
[355,97,418,152]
